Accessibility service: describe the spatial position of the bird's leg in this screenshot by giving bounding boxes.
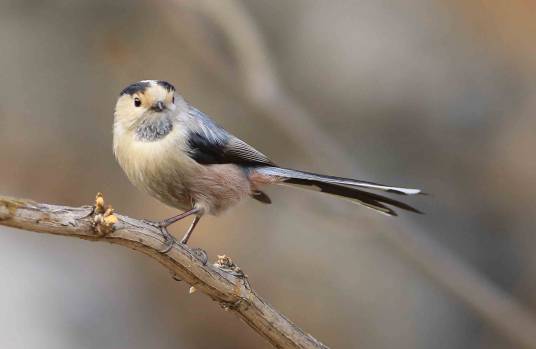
[181,216,201,245]
[159,207,200,228]
[181,216,207,264]
[165,214,207,265]
[152,208,200,253]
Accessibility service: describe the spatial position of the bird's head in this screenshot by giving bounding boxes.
[114,80,182,130]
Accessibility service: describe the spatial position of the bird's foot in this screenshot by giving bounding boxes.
[158,226,176,253]
[141,219,176,253]
[169,246,208,283]
[191,247,208,265]
[142,213,205,258]
[142,219,162,229]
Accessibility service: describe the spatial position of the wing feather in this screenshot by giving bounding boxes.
[186,106,274,166]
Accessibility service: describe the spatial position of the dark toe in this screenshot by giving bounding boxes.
[191,247,208,265]
[158,228,176,253]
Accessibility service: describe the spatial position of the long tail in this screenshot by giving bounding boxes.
[255,166,423,216]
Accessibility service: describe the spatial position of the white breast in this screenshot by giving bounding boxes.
[113,121,253,215]
[113,122,199,210]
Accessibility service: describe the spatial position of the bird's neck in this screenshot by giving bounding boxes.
[134,114,174,142]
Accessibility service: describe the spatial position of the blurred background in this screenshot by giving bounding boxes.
[0,0,535,348]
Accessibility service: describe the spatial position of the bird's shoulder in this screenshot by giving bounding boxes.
[184,106,274,167]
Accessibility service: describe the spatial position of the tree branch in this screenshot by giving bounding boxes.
[0,194,328,349]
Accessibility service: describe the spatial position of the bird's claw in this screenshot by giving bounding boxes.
[158,226,176,253]
[169,247,207,283]
[145,218,205,261]
[142,219,161,229]
[191,247,208,265]
[141,219,175,252]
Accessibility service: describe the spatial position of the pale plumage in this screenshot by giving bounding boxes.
[113,80,423,251]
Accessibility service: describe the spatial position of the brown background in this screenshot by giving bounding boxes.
[1,0,535,348]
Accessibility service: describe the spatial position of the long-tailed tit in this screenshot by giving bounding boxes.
[113,80,422,252]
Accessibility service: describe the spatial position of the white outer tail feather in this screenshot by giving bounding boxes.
[256,166,421,195]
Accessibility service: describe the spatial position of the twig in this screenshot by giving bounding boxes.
[0,194,328,349]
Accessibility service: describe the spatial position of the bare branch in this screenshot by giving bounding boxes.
[0,194,328,349]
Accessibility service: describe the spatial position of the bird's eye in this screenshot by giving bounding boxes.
[134,98,141,107]
[172,96,175,104]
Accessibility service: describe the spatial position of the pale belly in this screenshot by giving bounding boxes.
[114,132,252,215]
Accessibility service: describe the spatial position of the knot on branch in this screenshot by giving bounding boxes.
[93,193,117,236]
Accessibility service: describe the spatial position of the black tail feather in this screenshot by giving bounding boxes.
[251,190,272,204]
[256,166,422,195]
[253,166,423,216]
[285,178,422,216]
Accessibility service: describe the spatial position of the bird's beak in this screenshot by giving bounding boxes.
[151,101,165,112]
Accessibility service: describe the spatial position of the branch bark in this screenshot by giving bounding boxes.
[0,194,328,349]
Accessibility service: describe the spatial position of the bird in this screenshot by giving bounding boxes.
[113,80,423,253]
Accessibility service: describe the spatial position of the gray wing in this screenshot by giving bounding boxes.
[185,106,275,166]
